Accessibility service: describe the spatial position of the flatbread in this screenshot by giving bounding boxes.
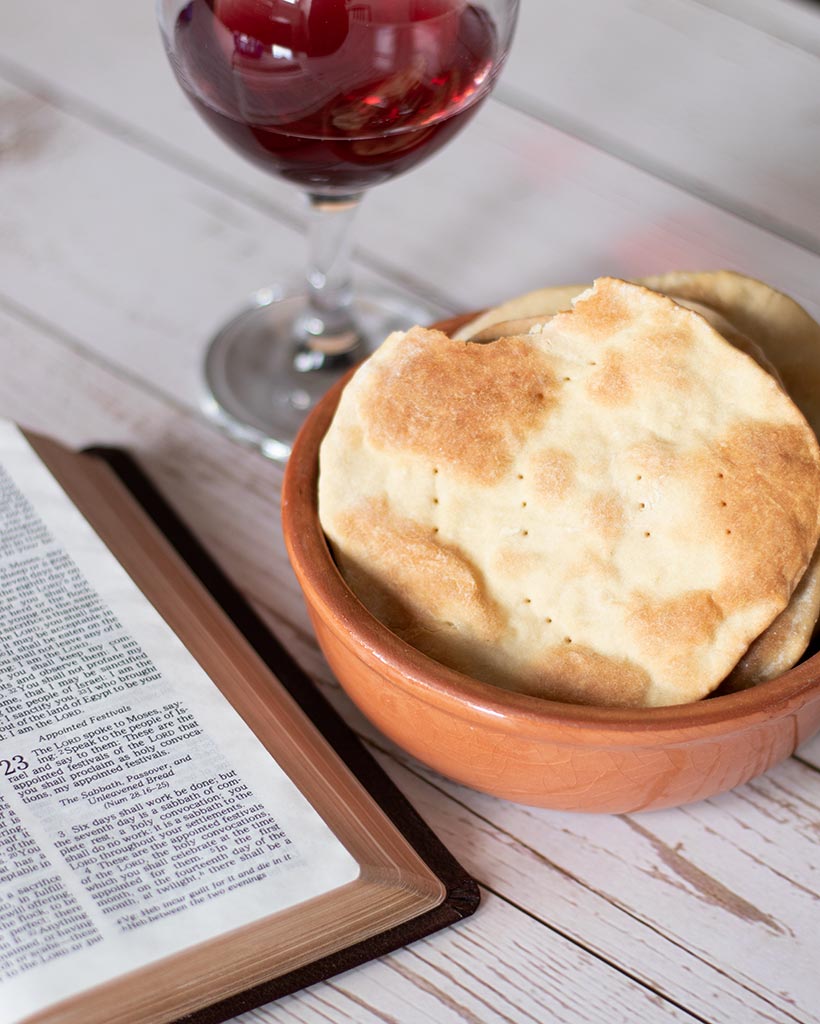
[319,278,820,707]
[468,305,784,386]
[459,271,820,689]
[453,285,584,340]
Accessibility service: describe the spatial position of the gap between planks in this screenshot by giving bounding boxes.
[471,882,710,1024]
[792,754,819,774]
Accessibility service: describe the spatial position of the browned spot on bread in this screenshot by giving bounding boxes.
[529,447,576,502]
[555,278,635,341]
[625,438,677,479]
[623,418,820,678]
[361,328,557,486]
[701,421,820,609]
[586,348,633,405]
[626,590,723,665]
[523,643,652,707]
[627,327,697,397]
[586,491,626,542]
[333,495,504,643]
[562,280,703,401]
[571,278,697,348]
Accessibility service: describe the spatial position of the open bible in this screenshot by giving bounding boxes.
[0,424,478,1024]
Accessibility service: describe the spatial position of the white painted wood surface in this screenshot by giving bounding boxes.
[1,1,818,1022]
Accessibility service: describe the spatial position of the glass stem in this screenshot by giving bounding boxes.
[293,192,363,371]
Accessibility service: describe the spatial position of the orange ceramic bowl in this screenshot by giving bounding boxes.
[281,326,820,814]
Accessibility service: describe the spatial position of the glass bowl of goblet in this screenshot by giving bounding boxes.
[158,0,519,459]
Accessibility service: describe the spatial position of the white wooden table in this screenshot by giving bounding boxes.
[1,2,819,1021]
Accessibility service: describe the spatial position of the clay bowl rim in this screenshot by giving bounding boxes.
[282,323,820,748]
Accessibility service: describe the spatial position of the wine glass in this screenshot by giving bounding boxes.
[158,0,519,460]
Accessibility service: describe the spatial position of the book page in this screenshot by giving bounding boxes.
[0,425,359,1024]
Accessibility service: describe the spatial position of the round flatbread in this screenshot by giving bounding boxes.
[319,278,820,706]
[459,271,820,689]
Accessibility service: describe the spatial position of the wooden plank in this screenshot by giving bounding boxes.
[496,0,820,251]
[1,303,816,1024]
[369,748,809,1024]
[390,749,820,1024]
[263,891,698,1024]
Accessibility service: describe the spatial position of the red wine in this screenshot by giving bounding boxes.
[170,0,499,191]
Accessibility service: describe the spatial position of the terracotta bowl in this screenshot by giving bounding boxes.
[281,322,820,814]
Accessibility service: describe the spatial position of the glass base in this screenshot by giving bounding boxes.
[202,284,442,461]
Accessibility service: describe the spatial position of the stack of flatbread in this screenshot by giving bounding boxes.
[318,272,820,707]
